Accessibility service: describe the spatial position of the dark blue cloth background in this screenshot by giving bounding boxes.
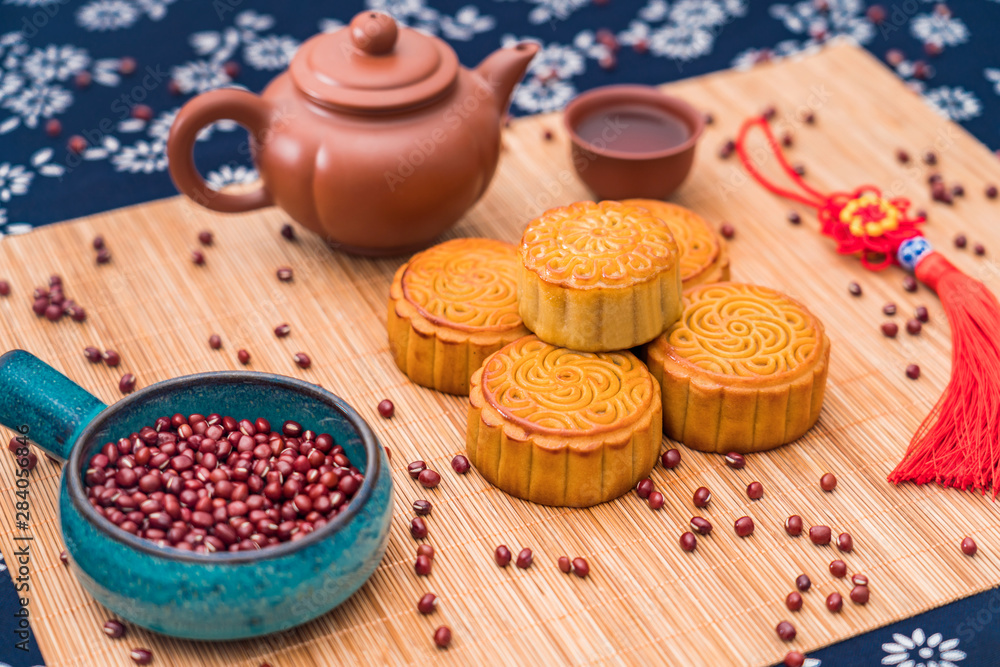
[0,1,999,665]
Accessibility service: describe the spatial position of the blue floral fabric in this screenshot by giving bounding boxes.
[0,0,998,235]
[0,1,998,665]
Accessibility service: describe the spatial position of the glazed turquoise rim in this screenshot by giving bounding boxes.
[66,371,382,564]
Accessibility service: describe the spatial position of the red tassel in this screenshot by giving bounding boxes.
[888,251,1000,497]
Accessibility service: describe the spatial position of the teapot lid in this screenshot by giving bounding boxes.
[289,11,459,111]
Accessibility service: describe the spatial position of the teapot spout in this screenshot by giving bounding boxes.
[475,42,540,114]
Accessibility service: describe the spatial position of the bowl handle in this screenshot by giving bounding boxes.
[166,88,274,213]
[0,350,106,461]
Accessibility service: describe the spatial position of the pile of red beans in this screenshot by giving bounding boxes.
[83,413,363,553]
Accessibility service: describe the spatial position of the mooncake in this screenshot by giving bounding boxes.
[388,238,531,395]
[646,283,830,453]
[467,335,662,507]
[623,199,730,289]
[517,200,683,352]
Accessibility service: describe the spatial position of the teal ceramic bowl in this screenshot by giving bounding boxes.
[0,350,393,639]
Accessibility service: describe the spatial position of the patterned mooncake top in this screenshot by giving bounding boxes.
[401,238,524,332]
[480,335,654,436]
[657,283,824,378]
[623,199,722,286]
[519,201,678,289]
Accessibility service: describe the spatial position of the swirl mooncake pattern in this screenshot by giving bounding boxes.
[623,199,730,289]
[646,283,830,453]
[467,336,662,507]
[388,238,531,395]
[402,239,523,332]
[518,201,683,351]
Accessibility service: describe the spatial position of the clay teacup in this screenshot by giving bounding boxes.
[564,85,705,200]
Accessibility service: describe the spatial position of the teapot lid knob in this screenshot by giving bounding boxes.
[350,11,398,55]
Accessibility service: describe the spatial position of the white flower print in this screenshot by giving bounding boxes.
[117,117,146,133]
[511,39,585,79]
[520,0,590,25]
[618,20,652,47]
[0,70,24,102]
[511,77,576,114]
[620,0,747,63]
[75,0,173,30]
[0,209,6,226]
[439,6,495,41]
[573,31,614,61]
[243,35,299,71]
[111,140,167,174]
[22,45,90,83]
[882,628,966,667]
[171,60,230,94]
[923,86,982,121]
[669,0,730,28]
[2,222,33,235]
[318,18,345,33]
[90,58,124,87]
[0,163,33,202]
[0,33,29,71]
[803,659,821,667]
[2,83,71,127]
[367,0,439,32]
[135,0,176,21]
[720,0,748,15]
[910,13,969,47]
[190,30,224,57]
[986,68,1000,96]
[235,10,274,33]
[206,165,258,189]
[640,0,670,22]
[76,0,141,31]
[649,24,715,60]
[769,0,875,47]
[146,107,231,144]
[147,108,179,142]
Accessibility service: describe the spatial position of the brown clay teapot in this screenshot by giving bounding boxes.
[167,11,538,256]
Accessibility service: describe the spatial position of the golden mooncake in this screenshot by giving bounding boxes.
[517,201,683,352]
[623,199,730,288]
[646,283,830,453]
[388,238,531,395]
[467,335,662,507]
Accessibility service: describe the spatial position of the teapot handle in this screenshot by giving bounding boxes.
[167,88,274,213]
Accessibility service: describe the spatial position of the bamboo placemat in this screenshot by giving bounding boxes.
[1,43,999,667]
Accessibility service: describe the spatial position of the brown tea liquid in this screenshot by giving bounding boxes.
[575,104,690,153]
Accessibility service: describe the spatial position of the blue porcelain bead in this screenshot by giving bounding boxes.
[898,236,934,272]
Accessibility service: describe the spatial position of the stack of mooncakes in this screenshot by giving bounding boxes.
[388,200,829,507]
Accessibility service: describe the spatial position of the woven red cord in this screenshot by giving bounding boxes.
[735,117,826,208]
[735,116,923,271]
